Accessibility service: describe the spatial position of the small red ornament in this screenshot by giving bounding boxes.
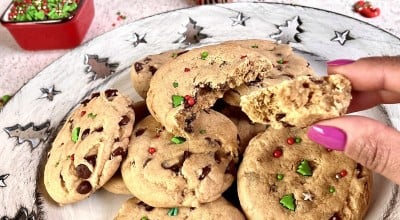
[71,154,75,161]
[148,147,156,154]
[273,149,282,158]
[184,95,196,107]
[184,67,191,72]
[80,111,86,117]
[353,1,380,18]
[287,137,295,145]
[339,169,348,177]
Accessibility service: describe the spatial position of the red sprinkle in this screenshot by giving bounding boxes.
[240,55,247,59]
[112,23,116,27]
[184,95,196,106]
[80,111,86,117]
[184,67,191,72]
[287,137,295,145]
[340,169,348,177]
[71,154,75,161]
[148,147,156,154]
[272,149,282,158]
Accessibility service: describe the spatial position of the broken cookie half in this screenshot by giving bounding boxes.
[240,74,352,129]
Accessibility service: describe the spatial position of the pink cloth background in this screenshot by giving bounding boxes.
[0,0,398,96]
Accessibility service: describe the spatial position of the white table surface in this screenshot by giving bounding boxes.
[0,0,398,96]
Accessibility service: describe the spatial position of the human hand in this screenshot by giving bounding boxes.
[307,57,400,184]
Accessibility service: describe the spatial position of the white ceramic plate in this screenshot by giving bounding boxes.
[1,3,400,219]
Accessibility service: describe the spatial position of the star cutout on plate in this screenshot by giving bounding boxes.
[230,12,250,26]
[302,192,313,201]
[0,174,9,187]
[84,54,119,80]
[270,16,303,44]
[174,17,208,45]
[331,30,354,45]
[39,85,61,101]
[4,121,51,150]
[131,33,147,47]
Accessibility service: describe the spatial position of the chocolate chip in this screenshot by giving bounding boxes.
[329,213,341,220]
[81,128,90,141]
[276,65,283,71]
[84,155,97,167]
[356,163,363,178]
[143,57,152,63]
[199,165,211,180]
[270,184,277,192]
[204,137,222,147]
[143,158,152,168]
[275,113,286,121]
[105,89,118,98]
[161,151,191,174]
[214,152,222,164]
[275,53,282,56]
[119,115,130,126]
[225,160,237,176]
[183,150,192,161]
[114,137,120,142]
[112,147,127,159]
[302,82,310,88]
[91,92,100,99]
[134,62,144,72]
[81,99,90,106]
[76,164,92,179]
[281,73,294,79]
[93,127,103,133]
[184,114,196,133]
[148,66,158,75]
[77,181,92,194]
[135,128,146,137]
[137,201,154,211]
[310,78,324,84]
[281,121,295,128]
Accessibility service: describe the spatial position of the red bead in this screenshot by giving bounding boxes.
[187,97,195,106]
[339,169,347,177]
[80,111,86,117]
[148,147,156,154]
[71,154,75,161]
[184,67,191,72]
[287,137,295,145]
[272,149,282,158]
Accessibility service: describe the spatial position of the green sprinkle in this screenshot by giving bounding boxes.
[55,161,60,167]
[167,207,179,216]
[88,113,97,119]
[171,53,178,58]
[199,129,206,134]
[140,217,148,220]
[171,136,186,144]
[296,160,313,176]
[295,137,302,144]
[67,155,71,160]
[276,174,284,180]
[172,95,184,108]
[277,58,284,64]
[279,194,296,211]
[200,51,209,60]
[71,127,80,143]
[173,81,179,88]
[251,45,259,48]
[1,95,11,104]
[329,186,336,193]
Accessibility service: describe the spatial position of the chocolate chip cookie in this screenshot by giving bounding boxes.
[131,49,187,99]
[44,89,135,204]
[146,43,273,136]
[223,39,315,106]
[237,127,372,220]
[114,197,245,220]
[240,74,351,129]
[121,110,239,207]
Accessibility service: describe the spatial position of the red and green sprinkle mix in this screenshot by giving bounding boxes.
[71,127,80,143]
[272,148,282,158]
[329,185,336,193]
[184,67,191,72]
[148,147,156,154]
[287,136,302,145]
[251,45,258,48]
[171,53,178,58]
[0,95,12,108]
[277,58,287,64]
[172,81,179,88]
[184,95,196,107]
[172,95,184,108]
[171,136,186,144]
[276,174,284,180]
[200,51,208,60]
[8,0,79,22]
[167,207,179,216]
[140,217,148,220]
[199,129,206,134]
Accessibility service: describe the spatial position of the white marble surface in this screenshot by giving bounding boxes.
[0,0,398,96]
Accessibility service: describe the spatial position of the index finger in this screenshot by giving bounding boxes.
[328,56,400,93]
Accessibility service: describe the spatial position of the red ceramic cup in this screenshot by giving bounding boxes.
[1,0,94,50]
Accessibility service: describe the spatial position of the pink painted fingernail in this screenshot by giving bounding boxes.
[327,59,355,66]
[307,125,347,151]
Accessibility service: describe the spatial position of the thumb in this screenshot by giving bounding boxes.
[307,116,400,184]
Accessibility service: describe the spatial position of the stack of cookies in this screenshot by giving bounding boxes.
[44,40,373,220]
